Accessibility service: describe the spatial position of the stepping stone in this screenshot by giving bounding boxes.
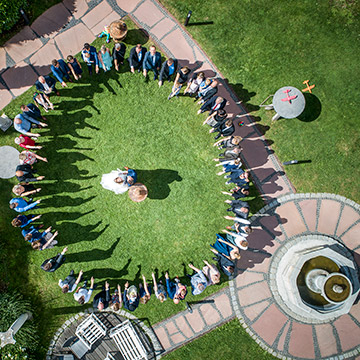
[116,0,141,14]
[314,323,338,358]
[0,83,13,111]
[31,3,72,38]
[153,326,171,350]
[336,204,360,236]
[0,47,7,73]
[333,314,360,352]
[317,199,341,235]
[151,18,176,40]
[63,0,89,20]
[1,61,38,97]
[298,199,318,232]
[81,1,113,31]
[90,11,121,37]
[29,39,61,76]
[4,26,43,64]
[288,322,315,358]
[133,0,165,28]
[0,146,20,179]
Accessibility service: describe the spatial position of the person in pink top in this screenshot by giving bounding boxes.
[14,135,42,150]
[19,150,47,165]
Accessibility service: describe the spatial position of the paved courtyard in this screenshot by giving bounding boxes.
[1,1,359,359]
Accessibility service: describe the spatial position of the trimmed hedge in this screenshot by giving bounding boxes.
[0,0,27,33]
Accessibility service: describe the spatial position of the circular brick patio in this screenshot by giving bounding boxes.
[230,193,360,359]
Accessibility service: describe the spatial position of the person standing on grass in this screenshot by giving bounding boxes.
[14,113,47,137]
[226,199,250,219]
[202,260,220,286]
[152,272,167,303]
[41,246,68,272]
[188,263,208,296]
[35,75,59,96]
[15,135,42,150]
[19,150,47,165]
[12,184,41,198]
[143,45,161,80]
[167,67,191,100]
[123,281,139,312]
[184,71,205,96]
[20,104,47,122]
[159,58,178,87]
[98,45,113,72]
[198,96,226,115]
[51,59,71,87]
[33,91,54,111]
[9,198,41,213]
[93,281,111,310]
[128,44,147,73]
[74,276,95,305]
[109,284,122,311]
[15,164,45,183]
[11,214,41,228]
[139,275,151,304]
[59,270,83,294]
[222,185,250,200]
[31,230,59,251]
[66,55,83,80]
[81,43,99,75]
[165,272,187,304]
[112,42,127,71]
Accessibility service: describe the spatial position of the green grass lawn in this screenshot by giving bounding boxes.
[163,319,275,360]
[0,19,263,357]
[160,0,360,203]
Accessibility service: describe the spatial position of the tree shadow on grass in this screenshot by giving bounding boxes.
[298,93,322,122]
[136,169,182,199]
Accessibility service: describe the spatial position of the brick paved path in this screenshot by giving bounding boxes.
[1,1,359,359]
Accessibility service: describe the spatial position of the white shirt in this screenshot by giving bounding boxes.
[42,81,50,93]
[58,279,77,293]
[73,288,93,303]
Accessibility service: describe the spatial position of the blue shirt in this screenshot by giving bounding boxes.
[10,198,38,213]
[81,46,99,66]
[22,226,46,242]
[14,114,39,134]
[17,215,35,228]
[126,169,137,186]
[168,63,175,76]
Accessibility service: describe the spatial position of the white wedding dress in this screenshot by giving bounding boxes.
[100,169,129,194]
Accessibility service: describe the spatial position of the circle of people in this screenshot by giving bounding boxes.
[9,27,253,313]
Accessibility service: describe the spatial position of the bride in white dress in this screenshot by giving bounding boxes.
[100,168,130,194]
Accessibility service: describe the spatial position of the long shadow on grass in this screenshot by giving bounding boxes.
[226,80,260,113]
[136,169,182,199]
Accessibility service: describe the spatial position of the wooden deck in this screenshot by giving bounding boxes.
[51,312,155,360]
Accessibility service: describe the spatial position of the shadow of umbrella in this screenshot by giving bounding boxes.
[298,93,322,122]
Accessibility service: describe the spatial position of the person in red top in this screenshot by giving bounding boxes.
[14,135,42,150]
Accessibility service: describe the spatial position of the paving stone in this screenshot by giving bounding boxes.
[259,215,286,242]
[251,304,288,346]
[193,46,207,64]
[165,321,178,335]
[261,177,290,202]
[4,26,43,64]
[276,321,290,351]
[82,0,113,30]
[174,316,194,338]
[170,332,186,344]
[0,83,13,111]
[334,314,360,352]
[63,0,88,19]
[0,47,7,72]
[317,199,341,235]
[243,300,270,322]
[133,0,165,28]
[200,303,221,326]
[154,326,171,350]
[341,223,360,250]
[185,309,205,333]
[213,293,233,319]
[150,17,176,40]
[2,61,38,97]
[275,201,307,238]
[248,228,281,254]
[116,0,142,13]
[54,22,94,58]
[29,40,61,76]
[235,270,264,288]
[162,28,195,63]
[31,3,72,38]
[238,281,271,307]
[298,199,318,232]
[236,248,272,274]
[350,302,360,324]
[90,11,121,37]
[288,322,315,358]
[315,323,338,358]
[336,205,360,236]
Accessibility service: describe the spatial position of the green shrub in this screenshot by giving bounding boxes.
[0,291,38,357]
[0,0,27,33]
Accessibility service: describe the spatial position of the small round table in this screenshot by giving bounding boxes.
[0,146,20,179]
[128,183,148,202]
[272,86,305,121]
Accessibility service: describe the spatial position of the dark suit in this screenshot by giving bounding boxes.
[200,96,227,114]
[128,46,147,70]
[143,51,162,77]
[41,253,65,272]
[112,43,127,64]
[35,76,57,94]
[228,200,249,219]
[159,59,178,82]
[93,287,110,309]
[202,86,218,102]
[215,122,235,137]
[16,164,38,182]
[24,103,42,120]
